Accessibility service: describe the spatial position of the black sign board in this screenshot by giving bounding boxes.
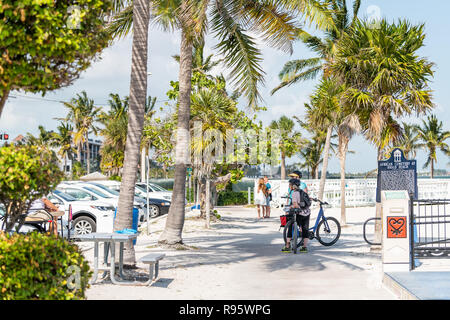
[376,148,418,202]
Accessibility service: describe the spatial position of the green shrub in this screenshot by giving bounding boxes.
[217,191,253,206]
[0,232,91,300]
[0,144,64,232]
[109,175,122,182]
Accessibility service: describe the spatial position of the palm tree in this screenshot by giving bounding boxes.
[271,0,361,94]
[328,19,435,243]
[384,122,421,160]
[98,94,129,176]
[25,125,54,147]
[269,116,302,180]
[114,0,150,265]
[305,79,341,200]
[51,122,75,175]
[272,0,362,202]
[298,139,324,179]
[415,115,450,178]
[61,91,101,174]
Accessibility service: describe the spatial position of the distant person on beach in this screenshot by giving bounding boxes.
[264,176,272,218]
[255,178,268,219]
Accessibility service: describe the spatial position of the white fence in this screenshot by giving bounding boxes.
[254,179,450,208]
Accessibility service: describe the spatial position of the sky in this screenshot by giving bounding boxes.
[1,0,449,174]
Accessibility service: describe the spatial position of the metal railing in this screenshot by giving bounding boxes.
[255,178,450,208]
[410,196,450,270]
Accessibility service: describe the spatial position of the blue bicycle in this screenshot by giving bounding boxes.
[283,198,341,253]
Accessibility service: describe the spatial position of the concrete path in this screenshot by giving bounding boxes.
[85,206,396,300]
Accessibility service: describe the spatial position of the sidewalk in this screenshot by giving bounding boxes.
[84,205,396,300]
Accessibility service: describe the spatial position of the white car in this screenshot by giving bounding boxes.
[135,182,173,201]
[56,183,145,225]
[48,190,115,235]
[74,182,147,207]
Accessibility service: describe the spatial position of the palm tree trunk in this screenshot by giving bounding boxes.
[114,0,150,265]
[338,134,349,225]
[85,132,90,174]
[205,178,211,229]
[159,19,193,245]
[280,151,286,179]
[77,142,82,163]
[431,159,434,179]
[373,146,384,250]
[0,88,10,118]
[318,125,332,200]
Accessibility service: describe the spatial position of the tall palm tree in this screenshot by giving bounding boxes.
[269,116,302,180]
[302,79,358,224]
[328,19,435,243]
[415,115,450,178]
[272,0,362,202]
[51,122,75,175]
[98,94,129,176]
[113,0,150,265]
[61,91,101,174]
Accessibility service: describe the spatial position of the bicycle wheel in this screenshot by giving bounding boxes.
[283,219,303,252]
[316,217,341,246]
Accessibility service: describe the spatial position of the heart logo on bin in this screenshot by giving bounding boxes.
[387,216,407,238]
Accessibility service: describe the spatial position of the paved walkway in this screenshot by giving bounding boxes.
[85,206,396,299]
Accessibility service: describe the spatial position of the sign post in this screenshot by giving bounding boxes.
[377,148,418,202]
[381,190,412,272]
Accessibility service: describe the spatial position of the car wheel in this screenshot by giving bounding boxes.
[73,216,96,235]
[149,205,160,218]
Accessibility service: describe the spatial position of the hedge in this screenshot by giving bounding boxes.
[217,191,253,206]
[0,232,91,300]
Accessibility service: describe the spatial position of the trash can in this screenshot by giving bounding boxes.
[114,207,139,245]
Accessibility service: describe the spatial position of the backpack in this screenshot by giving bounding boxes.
[299,189,311,209]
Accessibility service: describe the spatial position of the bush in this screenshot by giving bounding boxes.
[217,191,253,206]
[0,144,63,232]
[0,232,91,300]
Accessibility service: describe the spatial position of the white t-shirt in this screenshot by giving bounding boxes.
[29,199,45,212]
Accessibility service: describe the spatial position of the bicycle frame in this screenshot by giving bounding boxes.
[289,204,331,239]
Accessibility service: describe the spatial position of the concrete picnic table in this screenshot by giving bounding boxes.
[73,232,138,285]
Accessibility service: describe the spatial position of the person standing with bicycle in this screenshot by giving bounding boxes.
[282,178,311,253]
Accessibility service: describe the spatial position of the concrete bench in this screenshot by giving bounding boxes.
[139,253,165,285]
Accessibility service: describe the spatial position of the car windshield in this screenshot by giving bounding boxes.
[135,184,147,193]
[53,189,76,202]
[150,183,168,192]
[82,186,112,198]
[90,183,120,196]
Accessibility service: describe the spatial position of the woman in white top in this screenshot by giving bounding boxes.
[255,178,267,219]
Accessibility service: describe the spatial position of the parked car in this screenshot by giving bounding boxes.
[75,182,146,207]
[48,190,115,235]
[135,182,173,201]
[83,182,171,218]
[56,183,146,224]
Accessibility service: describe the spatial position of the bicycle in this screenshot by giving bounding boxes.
[282,198,341,253]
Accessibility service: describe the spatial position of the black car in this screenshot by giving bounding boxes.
[141,197,171,220]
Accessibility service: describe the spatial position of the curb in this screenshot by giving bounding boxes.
[382,273,419,300]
